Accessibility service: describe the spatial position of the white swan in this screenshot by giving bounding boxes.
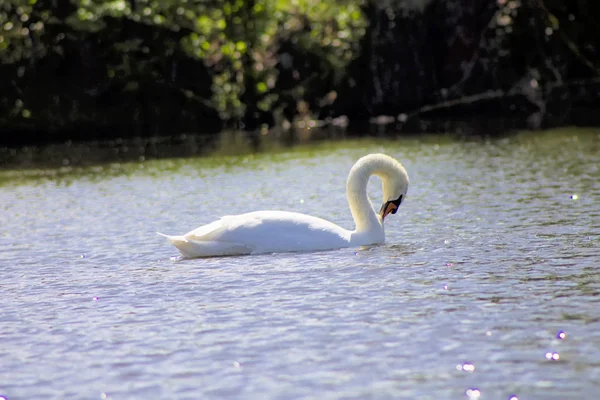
[160,153,409,258]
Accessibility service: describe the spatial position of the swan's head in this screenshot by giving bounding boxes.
[377,155,409,221]
[379,193,405,221]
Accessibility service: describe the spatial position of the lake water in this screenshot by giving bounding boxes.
[1,128,599,399]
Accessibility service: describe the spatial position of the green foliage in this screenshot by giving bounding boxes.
[0,0,367,131]
[1,0,597,143]
[175,0,368,121]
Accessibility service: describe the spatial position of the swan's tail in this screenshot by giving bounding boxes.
[158,232,212,258]
[157,232,188,244]
[158,232,252,258]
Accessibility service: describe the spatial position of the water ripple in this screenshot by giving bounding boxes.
[1,131,599,399]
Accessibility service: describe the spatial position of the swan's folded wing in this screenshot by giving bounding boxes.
[184,214,262,242]
[184,219,225,241]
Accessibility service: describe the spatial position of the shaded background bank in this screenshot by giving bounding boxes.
[1,0,599,146]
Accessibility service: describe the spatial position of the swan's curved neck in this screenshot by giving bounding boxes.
[346,161,383,234]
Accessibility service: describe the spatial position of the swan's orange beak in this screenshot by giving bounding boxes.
[379,201,398,220]
[379,195,404,221]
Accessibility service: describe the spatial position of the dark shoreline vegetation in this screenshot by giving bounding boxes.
[1,0,599,154]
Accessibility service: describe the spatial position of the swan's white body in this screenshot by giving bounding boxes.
[160,153,409,258]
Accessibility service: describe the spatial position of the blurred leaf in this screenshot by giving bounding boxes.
[235,41,247,52]
[256,82,268,93]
